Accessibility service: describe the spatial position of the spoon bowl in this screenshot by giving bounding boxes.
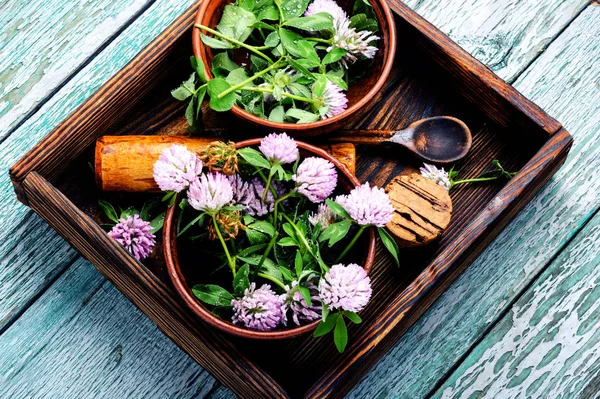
[390,116,472,164]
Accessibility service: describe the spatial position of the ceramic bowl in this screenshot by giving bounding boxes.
[163,138,376,339]
[192,0,396,136]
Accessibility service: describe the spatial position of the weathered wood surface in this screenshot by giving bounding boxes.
[348,4,600,398]
[402,0,589,82]
[0,0,596,398]
[0,0,197,332]
[0,0,154,141]
[434,210,600,398]
[0,258,216,398]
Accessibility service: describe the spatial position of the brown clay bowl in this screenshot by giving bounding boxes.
[192,0,397,136]
[164,139,376,339]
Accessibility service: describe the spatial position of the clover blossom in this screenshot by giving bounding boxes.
[293,157,338,203]
[231,283,285,331]
[319,263,372,312]
[108,215,156,261]
[153,144,203,192]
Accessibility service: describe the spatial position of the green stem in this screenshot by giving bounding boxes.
[282,213,316,260]
[254,166,279,198]
[254,232,278,278]
[450,176,499,190]
[212,215,236,277]
[240,87,318,104]
[194,24,274,63]
[262,167,276,201]
[335,225,366,263]
[257,272,286,289]
[305,37,332,44]
[273,191,295,224]
[218,61,283,99]
[275,0,285,23]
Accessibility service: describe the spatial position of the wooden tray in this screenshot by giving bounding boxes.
[10,1,572,398]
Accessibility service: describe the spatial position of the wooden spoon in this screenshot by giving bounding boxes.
[330,116,472,164]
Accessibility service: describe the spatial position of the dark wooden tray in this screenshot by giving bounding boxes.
[10,1,572,398]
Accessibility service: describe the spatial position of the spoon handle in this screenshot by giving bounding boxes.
[327,129,395,145]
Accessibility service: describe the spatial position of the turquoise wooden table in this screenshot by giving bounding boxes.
[1,0,599,397]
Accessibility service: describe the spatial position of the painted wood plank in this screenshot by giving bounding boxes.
[0,0,154,141]
[434,210,600,398]
[0,0,593,397]
[348,5,600,398]
[0,0,197,332]
[403,0,588,82]
[0,257,217,398]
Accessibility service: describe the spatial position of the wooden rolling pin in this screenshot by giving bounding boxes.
[95,136,356,192]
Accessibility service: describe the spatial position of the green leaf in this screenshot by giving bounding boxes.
[280,0,310,19]
[326,198,351,219]
[299,285,312,306]
[268,105,285,122]
[289,83,312,98]
[279,266,293,282]
[171,85,192,101]
[149,212,165,234]
[257,5,279,21]
[320,220,352,247]
[294,250,303,277]
[248,220,275,236]
[287,57,316,81]
[177,213,205,237]
[277,237,298,247]
[226,68,250,85]
[200,33,233,50]
[325,73,348,90]
[322,48,348,65]
[207,78,236,112]
[349,13,378,32]
[321,303,330,322]
[283,13,333,31]
[190,56,207,82]
[120,206,138,219]
[278,28,304,58]
[237,147,271,169]
[233,264,251,297]
[344,311,362,324]
[285,108,319,123]
[185,96,197,128]
[212,52,240,77]
[191,284,234,307]
[334,314,348,353]
[264,31,280,47]
[216,4,257,42]
[140,198,160,221]
[312,75,328,97]
[313,313,338,337]
[297,40,320,63]
[98,200,119,223]
[236,243,268,258]
[378,227,400,267]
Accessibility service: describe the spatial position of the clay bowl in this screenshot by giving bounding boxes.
[192,0,396,136]
[164,139,376,339]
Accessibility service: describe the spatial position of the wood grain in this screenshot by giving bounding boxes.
[347,5,600,398]
[0,0,198,332]
[385,173,452,247]
[434,211,600,398]
[0,258,216,399]
[9,4,573,397]
[0,0,154,140]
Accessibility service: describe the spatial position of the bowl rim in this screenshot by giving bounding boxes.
[191,0,397,131]
[163,138,377,339]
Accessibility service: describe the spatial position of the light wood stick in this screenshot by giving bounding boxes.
[95,136,356,192]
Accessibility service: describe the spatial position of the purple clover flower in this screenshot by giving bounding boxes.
[293,157,337,203]
[231,283,285,331]
[336,182,394,227]
[259,132,299,165]
[153,144,203,192]
[187,172,233,214]
[321,81,348,119]
[228,175,285,217]
[281,279,322,326]
[319,263,372,312]
[108,215,156,261]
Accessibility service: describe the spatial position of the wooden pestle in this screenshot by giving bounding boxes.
[95,135,356,192]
